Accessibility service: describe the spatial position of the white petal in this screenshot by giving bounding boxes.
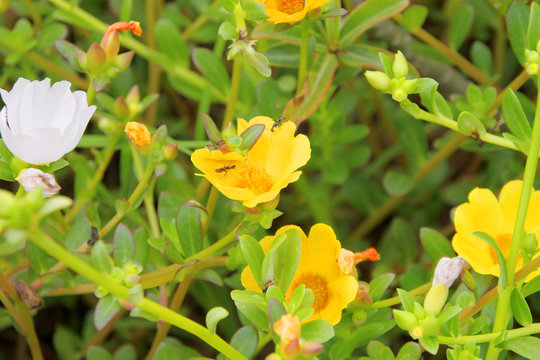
[64,91,95,151]
[7,127,66,164]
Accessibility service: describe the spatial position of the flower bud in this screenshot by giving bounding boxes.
[110,266,124,282]
[365,71,391,90]
[86,42,107,72]
[101,29,120,59]
[392,51,409,78]
[526,62,539,75]
[163,144,178,160]
[125,122,152,153]
[409,325,423,339]
[301,342,323,356]
[402,79,417,94]
[281,338,301,359]
[337,248,355,274]
[424,283,448,315]
[114,51,135,75]
[421,315,440,337]
[392,88,407,102]
[522,233,538,254]
[274,314,301,345]
[354,281,373,308]
[525,49,539,63]
[94,285,108,298]
[393,309,418,331]
[127,85,141,104]
[16,168,61,198]
[352,309,367,326]
[114,96,130,118]
[432,256,466,288]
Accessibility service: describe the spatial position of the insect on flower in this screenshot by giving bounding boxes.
[215,164,236,176]
[271,117,285,132]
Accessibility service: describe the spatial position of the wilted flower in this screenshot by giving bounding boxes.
[432,256,466,288]
[191,117,310,208]
[125,121,151,146]
[242,224,358,325]
[0,78,96,164]
[452,180,540,281]
[16,168,61,197]
[258,0,330,23]
[274,314,301,345]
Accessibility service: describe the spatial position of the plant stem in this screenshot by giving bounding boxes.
[393,14,488,85]
[0,273,43,360]
[65,132,121,223]
[296,19,310,95]
[99,160,155,238]
[27,227,247,360]
[87,77,96,105]
[22,0,42,27]
[440,323,540,345]
[486,73,540,359]
[222,57,242,129]
[371,283,431,308]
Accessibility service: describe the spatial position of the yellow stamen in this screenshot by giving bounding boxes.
[237,165,273,195]
[125,122,151,146]
[278,0,305,14]
[291,274,329,312]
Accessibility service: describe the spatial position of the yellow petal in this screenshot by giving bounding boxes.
[452,232,496,275]
[318,275,358,325]
[305,224,342,279]
[454,187,505,236]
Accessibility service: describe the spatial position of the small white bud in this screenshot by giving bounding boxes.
[432,255,466,288]
[16,168,60,198]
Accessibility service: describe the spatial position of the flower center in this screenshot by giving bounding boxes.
[237,165,273,195]
[291,274,329,312]
[490,233,513,263]
[278,0,305,15]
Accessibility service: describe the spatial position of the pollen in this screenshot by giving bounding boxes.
[125,122,151,146]
[291,274,329,312]
[238,166,273,195]
[278,0,305,15]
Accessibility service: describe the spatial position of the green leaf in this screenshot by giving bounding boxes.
[511,288,532,326]
[369,273,395,302]
[448,5,474,50]
[175,201,206,257]
[474,231,507,289]
[527,2,540,50]
[265,285,285,304]
[94,294,121,331]
[499,336,540,359]
[382,170,414,196]
[134,227,149,268]
[396,342,421,360]
[231,290,269,331]
[419,336,439,355]
[54,39,83,71]
[152,338,201,360]
[471,41,493,75]
[90,240,113,274]
[419,227,455,261]
[0,160,13,181]
[219,0,236,12]
[340,0,409,47]
[400,5,428,32]
[522,275,540,297]
[0,139,13,163]
[227,326,259,359]
[243,1,268,21]
[337,44,382,69]
[205,306,229,334]
[113,344,137,360]
[397,288,415,312]
[287,284,305,314]
[113,223,135,266]
[507,2,529,64]
[155,19,188,67]
[27,240,49,274]
[438,305,461,323]
[268,297,287,328]
[301,320,335,343]
[282,53,338,124]
[329,320,395,359]
[218,22,237,40]
[503,89,531,143]
[457,111,486,138]
[87,346,113,360]
[193,47,230,99]
[245,47,271,77]
[261,229,302,293]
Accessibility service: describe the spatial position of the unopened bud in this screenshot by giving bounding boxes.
[526,62,539,75]
[16,168,60,198]
[282,338,301,359]
[392,51,409,78]
[163,144,178,160]
[114,96,130,118]
[525,49,539,63]
[301,342,323,356]
[110,266,124,282]
[365,71,391,90]
[114,51,135,74]
[424,283,448,315]
[352,309,367,325]
[393,309,417,331]
[409,325,423,339]
[354,281,372,308]
[101,29,120,59]
[522,233,538,254]
[86,42,107,71]
[392,88,407,102]
[127,85,141,104]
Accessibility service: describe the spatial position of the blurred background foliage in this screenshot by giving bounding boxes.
[0,0,538,358]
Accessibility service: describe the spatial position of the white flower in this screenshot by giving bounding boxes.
[16,168,60,198]
[0,78,96,165]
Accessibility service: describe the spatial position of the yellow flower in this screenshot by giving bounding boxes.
[191,116,310,208]
[124,122,151,146]
[241,224,358,325]
[452,180,540,280]
[259,0,330,24]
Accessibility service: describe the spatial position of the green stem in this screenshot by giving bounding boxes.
[440,323,540,345]
[27,227,247,360]
[222,57,242,129]
[371,283,431,309]
[87,77,96,105]
[99,160,155,238]
[296,19,310,95]
[65,133,121,223]
[487,73,540,360]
